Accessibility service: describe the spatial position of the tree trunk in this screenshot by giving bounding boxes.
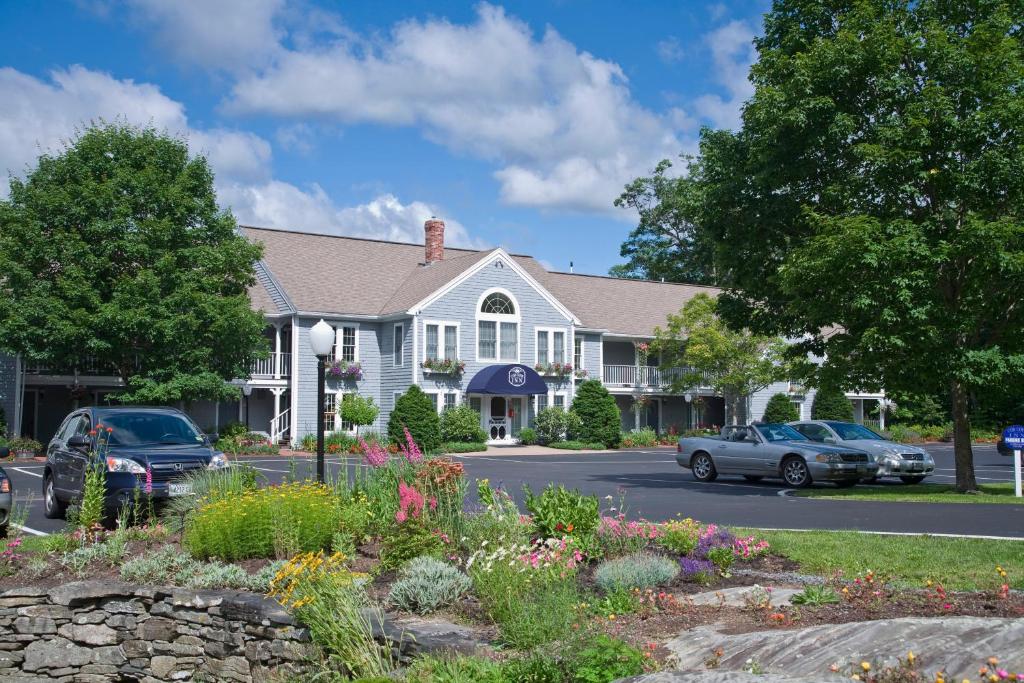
[950,379,978,493]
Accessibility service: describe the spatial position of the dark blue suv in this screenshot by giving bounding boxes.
[43,406,228,521]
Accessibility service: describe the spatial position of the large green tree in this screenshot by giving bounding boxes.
[654,294,788,424]
[696,0,1024,491]
[0,123,267,404]
[611,160,718,284]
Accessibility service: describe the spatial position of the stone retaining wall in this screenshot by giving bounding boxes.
[0,581,315,682]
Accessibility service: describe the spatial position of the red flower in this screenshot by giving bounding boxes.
[88,430,97,436]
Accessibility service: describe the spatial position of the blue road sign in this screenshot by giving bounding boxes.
[1003,425,1024,450]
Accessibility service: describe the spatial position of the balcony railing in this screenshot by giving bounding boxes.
[24,356,123,376]
[602,365,715,390]
[251,352,291,379]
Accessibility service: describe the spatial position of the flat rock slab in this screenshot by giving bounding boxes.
[616,672,827,683]
[665,617,1024,679]
[685,586,802,608]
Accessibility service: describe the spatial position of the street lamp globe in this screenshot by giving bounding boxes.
[309,319,334,357]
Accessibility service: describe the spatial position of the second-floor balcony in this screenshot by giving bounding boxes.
[250,352,291,379]
[602,364,715,391]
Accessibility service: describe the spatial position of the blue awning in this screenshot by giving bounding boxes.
[466,364,549,395]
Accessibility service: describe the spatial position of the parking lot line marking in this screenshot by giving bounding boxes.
[248,466,291,473]
[10,467,42,478]
[14,524,48,537]
[746,526,1024,541]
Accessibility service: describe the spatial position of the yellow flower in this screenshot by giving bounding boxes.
[852,675,861,681]
[908,652,915,664]
[861,662,872,672]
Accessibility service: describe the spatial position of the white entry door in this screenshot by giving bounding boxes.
[487,396,509,442]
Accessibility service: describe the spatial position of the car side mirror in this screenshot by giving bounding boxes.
[67,434,90,451]
[0,446,8,459]
[206,433,219,445]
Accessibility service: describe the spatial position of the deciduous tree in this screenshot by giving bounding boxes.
[0,122,267,404]
[696,0,1024,491]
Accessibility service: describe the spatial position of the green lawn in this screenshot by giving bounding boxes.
[735,528,1024,590]
[794,482,1022,505]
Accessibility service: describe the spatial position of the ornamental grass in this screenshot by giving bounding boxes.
[184,482,344,561]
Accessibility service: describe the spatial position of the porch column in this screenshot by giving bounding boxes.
[879,400,886,430]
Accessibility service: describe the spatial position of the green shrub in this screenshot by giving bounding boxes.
[534,407,582,444]
[440,405,487,443]
[657,517,701,555]
[440,441,487,454]
[379,520,445,572]
[546,441,607,450]
[387,556,471,614]
[571,380,622,448]
[594,552,679,593]
[523,483,599,542]
[388,385,442,452]
[762,393,799,423]
[341,394,380,437]
[501,653,567,682]
[184,482,342,560]
[621,427,658,447]
[219,421,250,439]
[7,437,43,454]
[519,427,538,445]
[300,430,359,453]
[569,634,646,682]
[811,386,854,421]
[406,655,506,683]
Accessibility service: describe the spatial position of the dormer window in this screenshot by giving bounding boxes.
[477,289,519,362]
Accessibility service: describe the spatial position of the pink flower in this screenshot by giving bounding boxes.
[144,465,153,494]
[396,481,425,523]
[395,509,407,523]
[429,496,437,511]
[400,426,423,464]
[361,438,389,468]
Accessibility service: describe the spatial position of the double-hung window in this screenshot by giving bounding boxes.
[535,328,567,366]
[574,336,583,370]
[425,322,459,361]
[477,291,519,361]
[323,393,337,431]
[332,325,357,363]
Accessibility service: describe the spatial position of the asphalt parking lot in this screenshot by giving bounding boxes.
[4,442,1021,539]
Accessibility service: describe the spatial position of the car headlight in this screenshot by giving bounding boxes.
[815,453,843,464]
[106,456,145,474]
[208,452,229,469]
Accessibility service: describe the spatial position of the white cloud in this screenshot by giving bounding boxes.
[693,20,756,130]
[123,0,285,71]
[656,36,684,64]
[0,65,472,248]
[224,3,690,214]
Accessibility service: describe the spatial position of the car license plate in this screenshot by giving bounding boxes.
[908,463,923,472]
[168,483,193,497]
[856,465,866,474]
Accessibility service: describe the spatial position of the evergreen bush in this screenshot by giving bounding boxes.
[570,380,622,448]
[762,393,799,423]
[812,386,855,421]
[388,385,442,452]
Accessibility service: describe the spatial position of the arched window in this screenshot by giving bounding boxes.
[476,289,519,361]
[480,292,516,316]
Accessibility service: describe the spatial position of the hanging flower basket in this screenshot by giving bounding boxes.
[327,360,363,381]
[534,362,574,379]
[421,358,466,376]
[574,368,589,379]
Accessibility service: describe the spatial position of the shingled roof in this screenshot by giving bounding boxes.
[243,226,718,336]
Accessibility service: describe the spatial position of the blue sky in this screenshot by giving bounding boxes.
[0,1,768,275]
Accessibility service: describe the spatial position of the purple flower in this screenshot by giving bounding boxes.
[695,527,736,559]
[679,557,715,578]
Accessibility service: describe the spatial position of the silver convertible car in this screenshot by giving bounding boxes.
[788,420,934,484]
[676,423,878,488]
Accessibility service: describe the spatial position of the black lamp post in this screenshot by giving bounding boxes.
[309,319,335,484]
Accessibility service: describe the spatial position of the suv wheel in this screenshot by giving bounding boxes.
[43,473,67,520]
[691,453,718,482]
[782,457,812,488]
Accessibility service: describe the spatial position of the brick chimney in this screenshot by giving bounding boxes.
[424,217,445,263]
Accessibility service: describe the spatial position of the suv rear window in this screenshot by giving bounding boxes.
[99,413,204,446]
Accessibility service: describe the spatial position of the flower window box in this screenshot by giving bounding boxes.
[327,361,363,381]
[421,358,466,376]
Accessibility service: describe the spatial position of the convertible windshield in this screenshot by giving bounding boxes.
[98,412,205,447]
[754,423,808,442]
[828,422,885,440]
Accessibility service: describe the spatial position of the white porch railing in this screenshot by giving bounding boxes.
[270,408,291,443]
[602,365,715,390]
[251,352,291,378]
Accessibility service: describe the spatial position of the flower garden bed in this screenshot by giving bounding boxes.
[2,432,1022,682]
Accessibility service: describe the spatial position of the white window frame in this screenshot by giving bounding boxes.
[393,324,404,367]
[332,322,360,364]
[535,327,567,367]
[475,288,520,362]
[552,391,567,411]
[326,389,358,435]
[393,391,403,409]
[423,389,461,415]
[423,320,460,361]
[574,335,584,371]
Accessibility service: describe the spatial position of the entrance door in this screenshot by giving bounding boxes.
[488,396,509,441]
